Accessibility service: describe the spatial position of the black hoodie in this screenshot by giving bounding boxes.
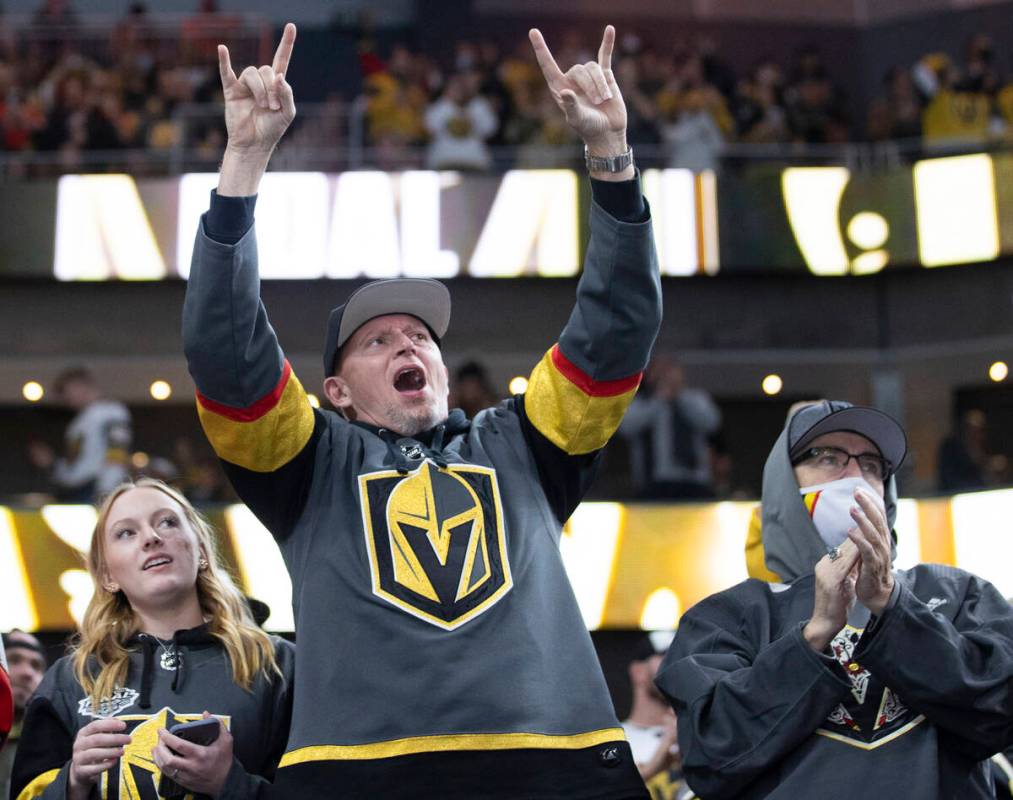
[11,625,294,800]
[656,414,1013,799]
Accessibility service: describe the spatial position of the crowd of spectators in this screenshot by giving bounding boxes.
[5,2,1013,172]
[0,0,252,172]
[346,27,1013,170]
[868,33,1013,147]
[357,31,835,171]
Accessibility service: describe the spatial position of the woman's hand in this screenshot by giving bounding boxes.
[153,713,234,798]
[68,718,131,800]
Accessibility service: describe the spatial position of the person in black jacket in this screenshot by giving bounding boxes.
[11,478,294,800]
[658,400,1013,799]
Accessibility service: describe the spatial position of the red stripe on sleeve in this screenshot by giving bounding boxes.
[549,345,642,398]
[196,360,293,422]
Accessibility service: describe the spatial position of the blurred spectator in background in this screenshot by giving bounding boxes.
[464,38,514,150]
[424,70,498,170]
[612,49,661,162]
[732,61,789,144]
[656,51,730,172]
[620,356,722,499]
[181,0,240,65]
[27,366,132,502]
[937,409,1002,492]
[622,632,686,799]
[960,33,1001,99]
[171,437,234,504]
[784,45,849,143]
[0,631,46,799]
[917,51,993,146]
[362,43,429,168]
[659,86,724,172]
[450,361,499,420]
[0,58,44,152]
[867,65,924,142]
[109,2,151,57]
[30,0,79,63]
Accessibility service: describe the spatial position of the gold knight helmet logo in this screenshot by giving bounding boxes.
[360,460,512,630]
[98,708,229,799]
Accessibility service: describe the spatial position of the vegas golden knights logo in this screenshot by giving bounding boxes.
[815,626,925,750]
[360,460,513,631]
[98,708,230,800]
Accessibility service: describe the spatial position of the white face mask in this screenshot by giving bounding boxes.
[798,476,886,551]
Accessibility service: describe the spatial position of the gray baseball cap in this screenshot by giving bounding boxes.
[323,278,451,375]
[788,400,907,473]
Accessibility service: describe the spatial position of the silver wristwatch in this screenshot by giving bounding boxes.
[584,145,634,173]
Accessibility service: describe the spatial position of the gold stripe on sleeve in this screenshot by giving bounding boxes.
[525,349,638,455]
[197,370,315,473]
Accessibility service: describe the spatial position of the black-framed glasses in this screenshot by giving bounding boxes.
[791,446,892,481]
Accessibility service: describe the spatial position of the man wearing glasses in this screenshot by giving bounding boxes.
[657,399,1013,799]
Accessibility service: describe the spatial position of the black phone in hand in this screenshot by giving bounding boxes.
[157,717,221,799]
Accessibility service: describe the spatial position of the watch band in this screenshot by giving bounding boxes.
[584,145,634,173]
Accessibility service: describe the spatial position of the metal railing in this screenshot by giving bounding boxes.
[0,13,272,66]
[0,98,1005,178]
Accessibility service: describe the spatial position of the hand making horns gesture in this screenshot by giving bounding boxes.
[528,25,628,154]
[218,22,297,154]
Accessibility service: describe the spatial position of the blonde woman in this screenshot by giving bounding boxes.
[11,479,294,800]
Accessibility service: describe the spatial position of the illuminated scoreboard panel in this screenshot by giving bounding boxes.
[41,151,1013,281]
[53,168,718,281]
[4,490,1012,633]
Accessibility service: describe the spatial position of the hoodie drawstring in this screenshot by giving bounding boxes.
[138,632,187,707]
[139,637,155,709]
[430,425,449,469]
[170,630,184,693]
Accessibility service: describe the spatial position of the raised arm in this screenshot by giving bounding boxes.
[183,24,319,540]
[517,26,661,523]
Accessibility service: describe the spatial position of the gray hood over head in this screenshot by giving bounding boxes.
[760,400,901,583]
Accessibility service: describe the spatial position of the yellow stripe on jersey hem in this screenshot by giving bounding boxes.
[16,768,61,800]
[197,370,314,473]
[279,728,627,765]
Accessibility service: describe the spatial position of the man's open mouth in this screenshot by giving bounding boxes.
[394,367,426,393]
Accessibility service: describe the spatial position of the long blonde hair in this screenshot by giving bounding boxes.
[73,478,282,704]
